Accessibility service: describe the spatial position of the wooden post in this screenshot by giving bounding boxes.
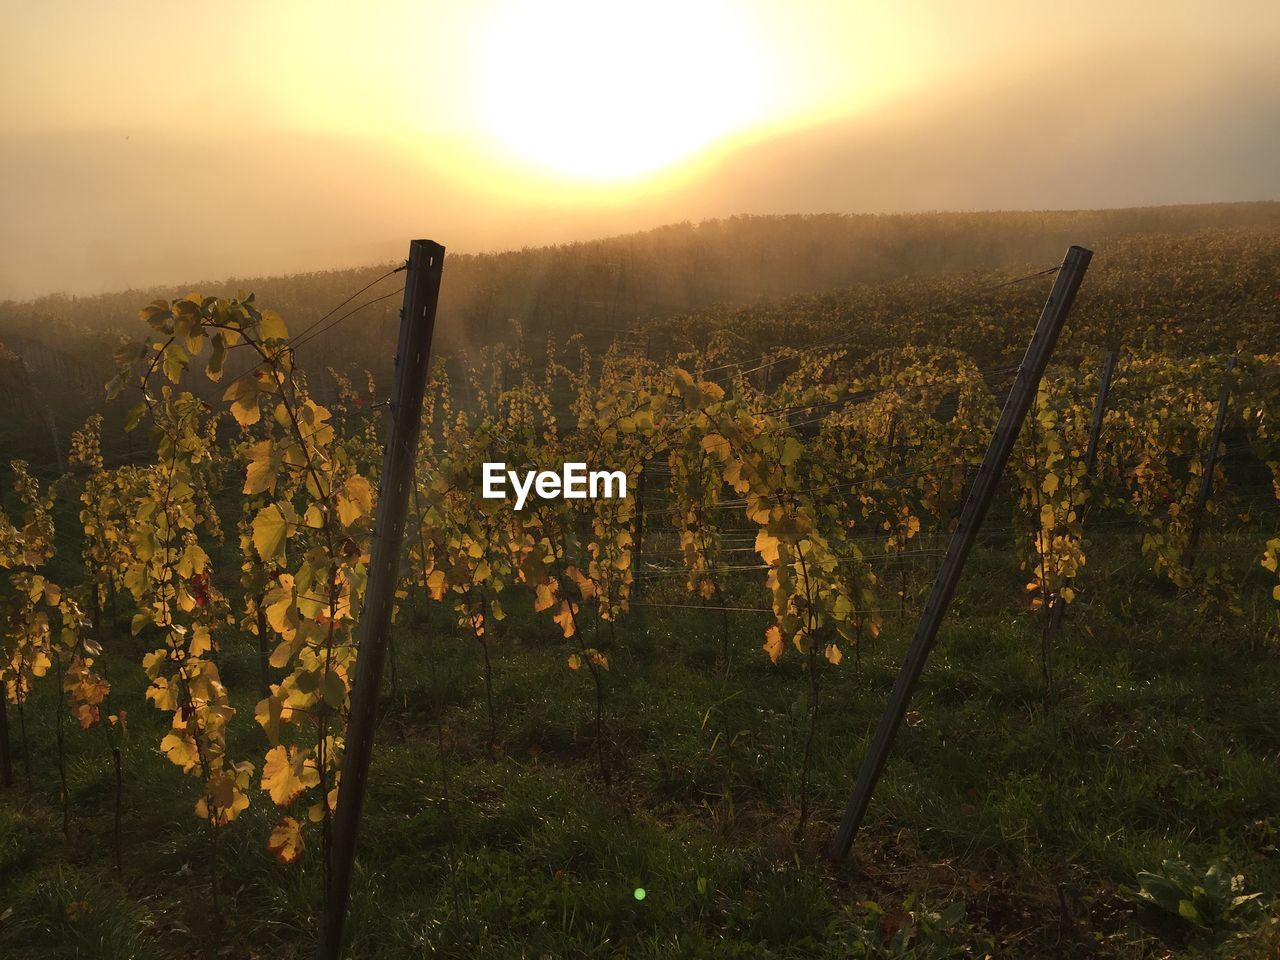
[320,239,445,960]
[1046,349,1117,639]
[632,338,652,597]
[632,461,646,598]
[0,697,12,787]
[1181,356,1236,572]
[828,246,1092,860]
[45,408,64,474]
[1082,350,1117,476]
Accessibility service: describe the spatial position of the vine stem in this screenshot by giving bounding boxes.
[17,698,32,791]
[548,512,610,787]
[1027,395,1056,703]
[98,707,123,872]
[409,479,467,932]
[55,671,69,837]
[794,540,820,843]
[0,695,12,787]
[478,593,498,753]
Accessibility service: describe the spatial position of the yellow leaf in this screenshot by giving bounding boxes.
[755,530,780,566]
[566,565,596,600]
[253,505,288,563]
[264,577,298,643]
[336,475,374,527]
[321,670,346,709]
[259,310,289,343]
[160,732,200,773]
[534,581,556,613]
[780,436,803,468]
[243,440,278,495]
[425,569,446,601]
[261,745,318,806]
[201,764,252,825]
[223,374,263,427]
[256,695,284,744]
[832,594,852,621]
[553,600,577,638]
[763,625,784,664]
[701,434,730,459]
[189,624,213,658]
[567,653,581,670]
[267,816,304,865]
[1262,546,1279,573]
[824,643,843,665]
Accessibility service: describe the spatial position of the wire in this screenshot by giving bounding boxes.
[738,361,1019,425]
[284,266,404,348]
[290,286,406,354]
[697,264,1061,379]
[594,264,1059,409]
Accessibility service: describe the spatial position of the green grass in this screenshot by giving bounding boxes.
[2,517,1279,959]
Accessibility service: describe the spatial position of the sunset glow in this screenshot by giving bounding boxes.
[2,1,1277,297]
[475,0,771,181]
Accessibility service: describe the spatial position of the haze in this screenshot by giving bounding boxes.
[2,0,1277,300]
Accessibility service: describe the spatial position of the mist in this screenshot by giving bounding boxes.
[1,38,1277,300]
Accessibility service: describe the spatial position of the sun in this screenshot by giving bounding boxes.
[476,0,770,182]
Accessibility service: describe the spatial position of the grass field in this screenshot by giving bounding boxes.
[3,503,1277,959]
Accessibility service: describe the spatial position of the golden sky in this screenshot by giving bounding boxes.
[1,1,1277,296]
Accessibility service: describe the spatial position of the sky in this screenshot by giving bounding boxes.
[1,0,1278,299]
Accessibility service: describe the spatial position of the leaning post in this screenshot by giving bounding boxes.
[320,239,445,960]
[829,246,1093,860]
[1045,348,1117,639]
[1180,355,1236,572]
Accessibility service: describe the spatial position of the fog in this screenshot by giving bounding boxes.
[2,8,1277,300]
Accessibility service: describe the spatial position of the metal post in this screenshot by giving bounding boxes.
[1046,349,1116,638]
[320,239,445,960]
[632,461,646,598]
[829,246,1092,860]
[1181,356,1236,571]
[1082,350,1117,476]
[0,697,12,787]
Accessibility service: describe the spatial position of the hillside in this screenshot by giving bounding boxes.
[1,204,1276,475]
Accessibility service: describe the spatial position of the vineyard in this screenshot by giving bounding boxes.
[1,232,1279,959]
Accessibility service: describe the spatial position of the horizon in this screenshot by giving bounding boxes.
[3,0,1278,300]
[5,199,1279,306]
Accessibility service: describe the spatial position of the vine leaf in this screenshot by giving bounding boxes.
[224,374,265,427]
[262,745,319,806]
[267,816,305,864]
[252,505,289,562]
[763,625,785,664]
